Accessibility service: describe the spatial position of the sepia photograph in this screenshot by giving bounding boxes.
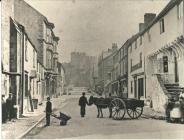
[1,0,184,139]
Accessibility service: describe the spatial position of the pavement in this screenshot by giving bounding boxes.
[24,97,184,139]
[1,95,68,139]
[142,106,166,120]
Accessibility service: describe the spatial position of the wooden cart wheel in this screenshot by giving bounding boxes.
[110,98,126,120]
[127,107,143,119]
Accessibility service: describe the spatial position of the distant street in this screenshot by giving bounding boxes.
[25,95,184,139]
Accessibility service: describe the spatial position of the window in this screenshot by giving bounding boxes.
[147,31,151,42]
[46,50,52,69]
[130,59,132,71]
[130,45,132,53]
[46,28,51,43]
[33,49,36,68]
[131,81,133,93]
[160,18,165,34]
[140,52,142,62]
[135,40,137,49]
[177,1,183,19]
[140,36,142,45]
[163,56,168,73]
[25,37,28,61]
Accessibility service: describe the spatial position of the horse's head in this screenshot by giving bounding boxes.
[88,96,94,106]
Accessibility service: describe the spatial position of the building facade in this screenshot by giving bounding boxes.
[97,44,118,96]
[2,0,61,117]
[57,62,66,96]
[127,0,184,113]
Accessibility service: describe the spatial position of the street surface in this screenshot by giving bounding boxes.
[25,95,184,139]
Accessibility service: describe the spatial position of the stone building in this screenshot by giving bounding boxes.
[57,62,66,96]
[63,52,96,88]
[118,40,129,98]
[2,0,61,117]
[110,49,120,96]
[97,44,118,95]
[127,0,184,113]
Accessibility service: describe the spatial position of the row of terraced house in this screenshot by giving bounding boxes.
[2,0,65,118]
[97,0,184,113]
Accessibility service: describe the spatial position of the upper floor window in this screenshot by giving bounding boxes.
[135,40,137,49]
[160,18,165,34]
[140,36,142,45]
[140,52,142,62]
[177,1,183,19]
[147,31,151,42]
[46,50,52,69]
[25,37,28,61]
[130,45,132,53]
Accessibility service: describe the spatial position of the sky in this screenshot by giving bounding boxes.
[25,0,170,63]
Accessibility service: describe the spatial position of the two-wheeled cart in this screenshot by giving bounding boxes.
[109,97,144,120]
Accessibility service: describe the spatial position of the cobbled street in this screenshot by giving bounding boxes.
[24,95,184,139]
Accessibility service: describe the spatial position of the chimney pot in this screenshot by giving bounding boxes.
[144,13,156,27]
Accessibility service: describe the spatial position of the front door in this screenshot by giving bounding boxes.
[138,78,144,99]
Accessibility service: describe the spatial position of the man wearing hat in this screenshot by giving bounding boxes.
[45,97,52,126]
[79,92,88,117]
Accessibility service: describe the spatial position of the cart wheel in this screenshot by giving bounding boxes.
[110,98,126,120]
[127,107,143,119]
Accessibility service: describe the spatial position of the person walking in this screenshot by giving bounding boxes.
[45,97,52,126]
[6,93,13,121]
[2,95,7,123]
[79,92,88,117]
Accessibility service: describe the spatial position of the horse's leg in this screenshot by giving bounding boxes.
[109,107,112,118]
[100,108,103,118]
[97,107,99,118]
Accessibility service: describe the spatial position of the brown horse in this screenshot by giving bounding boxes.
[88,96,112,118]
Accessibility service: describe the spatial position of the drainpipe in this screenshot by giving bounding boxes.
[144,56,146,98]
[20,25,25,115]
[183,0,184,38]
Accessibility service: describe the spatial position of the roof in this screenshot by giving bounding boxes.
[126,0,182,45]
[140,0,182,35]
[11,18,38,52]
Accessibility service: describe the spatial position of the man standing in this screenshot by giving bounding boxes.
[45,97,52,126]
[6,93,13,121]
[2,95,7,123]
[79,92,88,117]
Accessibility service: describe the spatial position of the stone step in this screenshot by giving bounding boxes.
[164,83,179,87]
[164,86,181,89]
[167,88,183,92]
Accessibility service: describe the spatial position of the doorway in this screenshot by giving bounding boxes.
[138,78,144,99]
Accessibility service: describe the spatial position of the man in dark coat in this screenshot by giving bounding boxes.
[79,92,88,117]
[6,93,13,121]
[45,97,52,126]
[2,95,7,123]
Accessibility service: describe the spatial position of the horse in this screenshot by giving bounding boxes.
[88,96,112,118]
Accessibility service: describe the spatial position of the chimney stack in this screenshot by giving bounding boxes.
[144,13,156,27]
[139,23,145,32]
[112,43,118,51]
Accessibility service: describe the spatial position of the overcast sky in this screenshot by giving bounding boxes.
[25,0,170,63]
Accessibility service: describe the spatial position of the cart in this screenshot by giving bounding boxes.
[109,97,144,120]
[50,112,71,125]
